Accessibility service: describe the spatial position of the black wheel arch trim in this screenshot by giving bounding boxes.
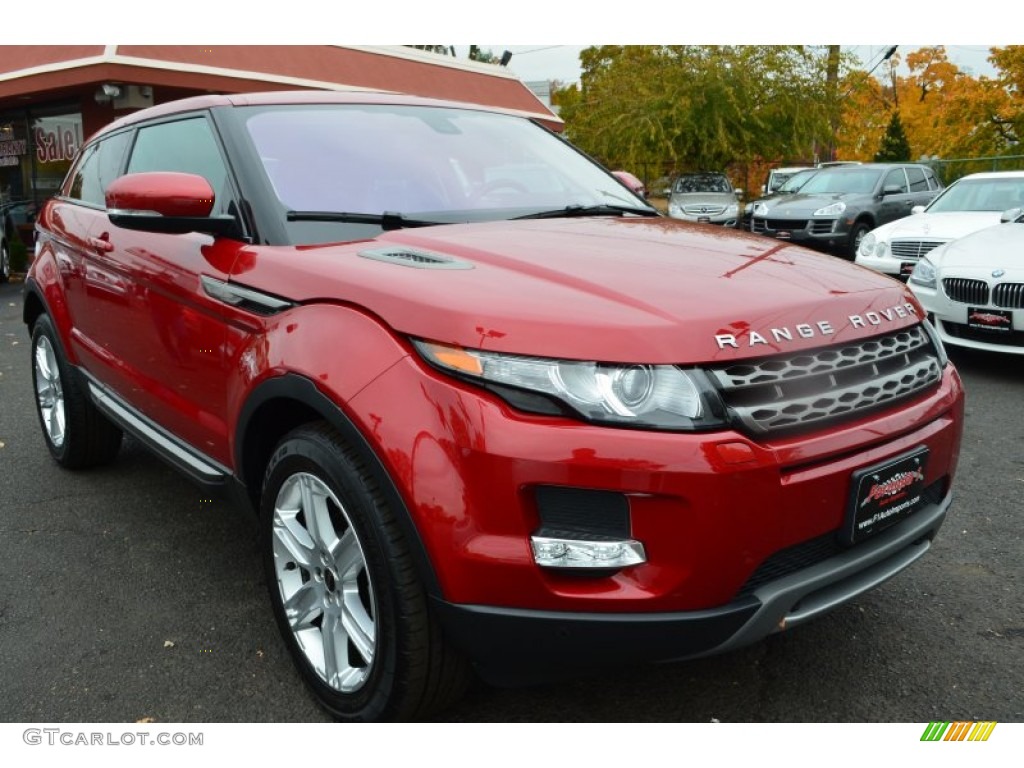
[236,373,442,597]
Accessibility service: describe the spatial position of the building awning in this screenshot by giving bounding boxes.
[0,45,562,129]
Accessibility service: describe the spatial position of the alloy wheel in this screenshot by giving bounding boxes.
[271,472,377,693]
[34,335,66,448]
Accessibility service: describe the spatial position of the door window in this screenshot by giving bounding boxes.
[65,131,131,207]
[127,117,231,214]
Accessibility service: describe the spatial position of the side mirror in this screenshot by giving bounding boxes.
[999,206,1023,223]
[105,172,237,236]
[880,184,904,197]
[910,205,926,215]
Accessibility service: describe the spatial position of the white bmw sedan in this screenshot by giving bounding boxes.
[856,171,1024,279]
[908,217,1024,354]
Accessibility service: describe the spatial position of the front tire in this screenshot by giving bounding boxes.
[846,221,871,260]
[30,314,122,468]
[261,423,470,721]
[0,239,10,283]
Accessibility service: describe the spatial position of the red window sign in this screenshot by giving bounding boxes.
[35,125,79,164]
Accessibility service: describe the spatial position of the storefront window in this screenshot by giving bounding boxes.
[30,110,83,198]
[0,114,31,203]
[0,105,83,252]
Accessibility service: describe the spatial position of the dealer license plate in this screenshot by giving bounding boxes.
[843,447,928,545]
[967,306,1013,333]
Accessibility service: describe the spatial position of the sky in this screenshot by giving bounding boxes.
[29,0,1019,85]
[454,45,1002,86]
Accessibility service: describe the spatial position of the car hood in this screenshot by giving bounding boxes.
[869,211,1004,242]
[767,192,867,217]
[669,192,737,207]
[237,218,923,364]
[931,223,1024,270]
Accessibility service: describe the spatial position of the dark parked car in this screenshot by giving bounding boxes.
[742,168,819,230]
[750,163,942,257]
[1,198,36,282]
[23,91,964,721]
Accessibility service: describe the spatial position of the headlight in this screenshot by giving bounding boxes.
[752,202,769,216]
[857,233,889,259]
[725,203,738,215]
[921,317,948,368]
[908,257,937,289]
[814,201,846,216]
[668,203,682,216]
[413,340,725,430]
[857,232,876,258]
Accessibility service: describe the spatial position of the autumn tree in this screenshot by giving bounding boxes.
[838,47,1013,163]
[988,46,1024,145]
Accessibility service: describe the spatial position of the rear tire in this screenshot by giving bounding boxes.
[30,314,123,468]
[261,422,470,721]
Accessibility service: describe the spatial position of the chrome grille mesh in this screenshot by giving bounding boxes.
[943,278,989,305]
[890,240,945,259]
[993,283,1024,309]
[707,326,942,435]
[683,204,726,215]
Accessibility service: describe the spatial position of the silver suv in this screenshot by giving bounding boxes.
[667,172,740,227]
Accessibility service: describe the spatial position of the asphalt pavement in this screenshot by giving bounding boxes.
[0,279,1021,722]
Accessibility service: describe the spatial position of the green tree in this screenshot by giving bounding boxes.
[874,112,912,161]
[553,45,839,174]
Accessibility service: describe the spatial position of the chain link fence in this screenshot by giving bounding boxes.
[925,154,1024,185]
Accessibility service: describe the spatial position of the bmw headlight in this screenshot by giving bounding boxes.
[908,257,937,289]
[413,340,725,430]
[814,201,846,216]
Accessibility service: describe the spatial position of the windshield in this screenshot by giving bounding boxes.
[797,168,883,195]
[673,174,733,194]
[778,169,817,193]
[239,104,653,242]
[926,176,1024,213]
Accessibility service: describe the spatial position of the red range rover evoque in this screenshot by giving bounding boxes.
[23,91,964,721]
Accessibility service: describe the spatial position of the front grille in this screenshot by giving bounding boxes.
[735,480,945,598]
[890,239,945,259]
[943,278,989,305]
[942,320,1024,346]
[683,205,726,215]
[764,218,808,231]
[707,326,942,435]
[809,219,835,234]
[993,282,1024,309]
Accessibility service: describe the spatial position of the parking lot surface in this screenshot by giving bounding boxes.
[0,280,1021,722]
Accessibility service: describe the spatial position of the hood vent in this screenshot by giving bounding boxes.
[359,247,473,270]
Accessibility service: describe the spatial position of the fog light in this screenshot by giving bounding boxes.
[530,535,646,569]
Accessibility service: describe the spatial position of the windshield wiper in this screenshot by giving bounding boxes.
[513,204,661,220]
[286,210,448,231]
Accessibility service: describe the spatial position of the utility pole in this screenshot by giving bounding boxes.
[826,45,841,162]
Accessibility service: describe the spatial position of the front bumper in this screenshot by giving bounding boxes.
[433,490,949,681]
[352,354,962,597]
[751,215,846,246]
[914,283,1024,353]
[856,252,909,278]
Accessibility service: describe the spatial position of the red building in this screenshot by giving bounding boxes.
[0,45,560,211]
